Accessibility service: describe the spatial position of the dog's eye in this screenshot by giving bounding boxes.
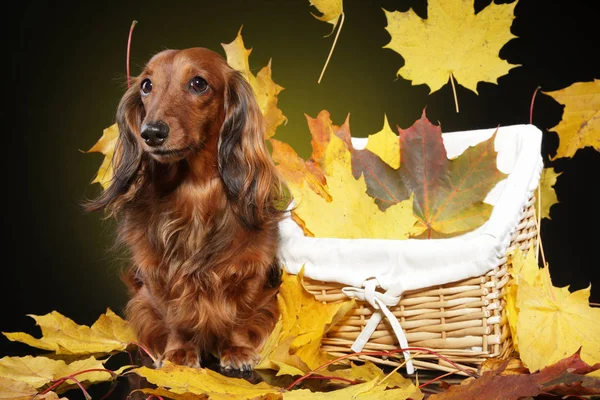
[189,76,208,94]
[141,79,153,95]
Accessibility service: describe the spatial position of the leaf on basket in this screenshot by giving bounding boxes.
[222,27,286,139]
[86,123,118,190]
[0,355,122,393]
[2,308,136,356]
[132,362,282,398]
[544,79,600,160]
[506,248,600,373]
[257,270,355,374]
[402,111,505,238]
[427,350,600,400]
[538,167,561,220]
[289,123,417,239]
[383,0,519,95]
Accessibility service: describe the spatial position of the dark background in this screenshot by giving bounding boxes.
[3,0,599,368]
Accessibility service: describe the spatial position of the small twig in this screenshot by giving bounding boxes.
[127,20,138,88]
[449,72,459,113]
[318,12,345,84]
[419,370,455,388]
[302,375,358,384]
[285,347,475,391]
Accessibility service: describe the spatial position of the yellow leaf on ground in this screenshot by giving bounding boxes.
[132,362,282,399]
[506,249,600,372]
[364,115,400,169]
[222,28,286,139]
[258,271,355,374]
[136,387,208,399]
[383,0,519,94]
[285,379,378,399]
[545,79,600,160]
[0,356,115,391]
[87,123,118,189]
[3,308,136,356]
[309,0,343,34]
[538,167,561,220]
[292,133,417,239]
[0,376,38,399]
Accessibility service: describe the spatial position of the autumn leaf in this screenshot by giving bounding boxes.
[383,0,519,111]
[257,270,355,374]
[0,356,125,393]
[428,350,600,400]
[0,376,38,399]
[545,79,600,160]
[290,128,417,239]
[3,308,136,356]
[86,123,118,190]
[505,248,600,373]
[132,362,282,399]
[222,27,286,139]
[538,167,561,220]
[364,115,400,169]
[309,0,343,34]
[134,387,208,400]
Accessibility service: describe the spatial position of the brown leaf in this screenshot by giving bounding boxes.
[428,350,600,400]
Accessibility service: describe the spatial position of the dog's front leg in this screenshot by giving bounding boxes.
[158,329,201,368]
[219,327,260,374]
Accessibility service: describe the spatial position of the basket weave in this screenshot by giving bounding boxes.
[302,195,538,375]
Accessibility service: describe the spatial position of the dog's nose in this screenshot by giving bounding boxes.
[141,121,169,147]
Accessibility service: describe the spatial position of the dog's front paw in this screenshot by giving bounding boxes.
[158,346,201,368]
[219,346,260,375]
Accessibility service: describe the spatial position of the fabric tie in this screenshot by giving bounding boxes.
[342,279,414,374]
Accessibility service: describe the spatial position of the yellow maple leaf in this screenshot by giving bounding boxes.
[0,376,38,399]
[364,115,400,169]
[257,270,355,374]
[538,167,561,220]
[309,0,343,35]
[0,356,123,392]
[383,0,519,99]
[133,362,282,399]
[87,123,118,190]
[545,79,600,160]
[506,248,600,372]
[291,132,417,239]
[3,308,136,356]
[222,27,287,139]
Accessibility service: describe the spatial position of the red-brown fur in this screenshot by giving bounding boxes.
[87,48,286,372]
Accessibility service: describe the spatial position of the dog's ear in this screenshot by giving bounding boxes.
[85,83,145,213]
[218,71,283,228]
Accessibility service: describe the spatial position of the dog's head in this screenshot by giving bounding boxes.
[89,48,284,227]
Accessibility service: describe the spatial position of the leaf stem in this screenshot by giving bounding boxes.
[127,20,138,89]
[318,12,345,84]
[529,86,541,125]
[450,72,459,113]
[130,340,158,364]
[418,370,454,388]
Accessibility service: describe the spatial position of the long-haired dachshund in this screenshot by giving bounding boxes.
[87,48,287,374]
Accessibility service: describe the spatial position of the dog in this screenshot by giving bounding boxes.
[87,48,287,374]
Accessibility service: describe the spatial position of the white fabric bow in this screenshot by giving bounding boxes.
[342,279,415,374]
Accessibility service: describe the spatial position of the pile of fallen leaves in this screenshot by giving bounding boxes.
[4,0,600,398]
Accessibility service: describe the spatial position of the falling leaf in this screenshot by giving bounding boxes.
[427,350,600,400]
[309,0,343,34]
[222,28,286,139]
[291,131,417,239]
[3,308,136,356]
[538,167,561,220]
[545,79,600,159]
[383,0,519,111]
[132,362,282,399]
[87,123,118,189]
[0,356,120,392]
[257,270,355,374]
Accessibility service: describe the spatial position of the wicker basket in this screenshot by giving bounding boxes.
[278,124,543,375]
[302,196,537,375]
